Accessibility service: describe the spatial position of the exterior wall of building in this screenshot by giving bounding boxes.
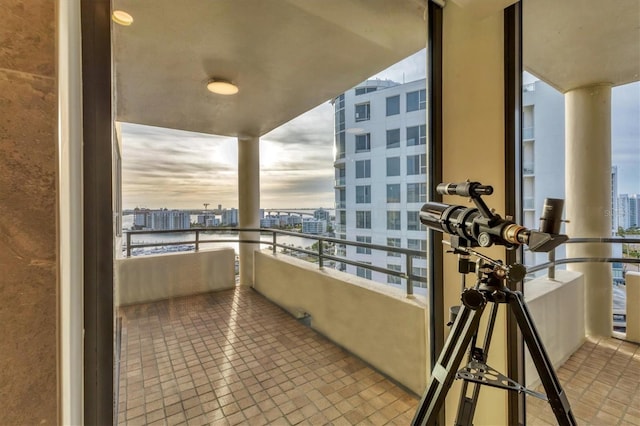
[0,0,58,423]
[334,79,428,289]
[522,80,566,267]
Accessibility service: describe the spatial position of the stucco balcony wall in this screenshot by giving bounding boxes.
[253,250,428,395]
[115,248,236,306]
[524,270,585,386]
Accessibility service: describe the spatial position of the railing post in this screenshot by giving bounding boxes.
[126,232,131,258]
[406,254,414,297]
[195,229,200,252]
[272,232,276,254]
[548,248,555,280]
[318,238,324,269]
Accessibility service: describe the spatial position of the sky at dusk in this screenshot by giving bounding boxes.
[121,50,639,210]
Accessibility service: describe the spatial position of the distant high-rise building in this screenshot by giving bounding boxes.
[629,195,639,228]
[302,218,327,235]
[333,78,427,288]
[618,194,630,230]
[221,208,238,226]
[133,208,151,229]
[149,209,190,231]
[314,208,330,222]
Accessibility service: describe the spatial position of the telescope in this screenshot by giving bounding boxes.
[420,181,567,252]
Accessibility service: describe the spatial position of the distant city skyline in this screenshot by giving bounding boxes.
[121,50,638,209]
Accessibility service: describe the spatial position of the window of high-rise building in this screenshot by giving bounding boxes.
[407,124,426,146]
[407,89,426,112]
[407,154,426,175]
[355,159,371,178]
[355,133,371,152]
[356,185,371,203]
[356,211,371,229]
[356,236,372,254]
[355,103,370,122]
[355,87,377,95]
[407,182,426,203]
[386,95,400,116]
[387,264,402,284]
[387,129,401,148]
[412,266,427,278]
[407,211,423,230]
[387,237,401,257]
[387,157,401,176]
[387,184,401,203]
[387,211,401,230]
[408,238,427,252]
[357,265,372,279]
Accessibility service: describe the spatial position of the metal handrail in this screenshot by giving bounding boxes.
[124,227,427,296]
[526,236,640,276]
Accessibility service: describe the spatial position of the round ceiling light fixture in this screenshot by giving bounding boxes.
[206,79,239,95]
[112,10,134,26]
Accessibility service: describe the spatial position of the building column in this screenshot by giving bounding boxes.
[565,84,613,337]
[238,136,260,286]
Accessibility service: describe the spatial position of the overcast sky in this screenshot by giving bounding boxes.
[121,50,638,210]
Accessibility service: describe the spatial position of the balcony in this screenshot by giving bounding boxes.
[114,231,640,424]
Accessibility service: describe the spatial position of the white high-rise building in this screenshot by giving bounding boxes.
[149,210,190,231]
[302,218,327,235]
[333,79,428,289]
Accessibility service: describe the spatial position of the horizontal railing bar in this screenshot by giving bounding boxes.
[527,257,640,274]
[565,237,640,244]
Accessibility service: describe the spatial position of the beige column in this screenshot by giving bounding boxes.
[565,84,613,337]
[238,136,260,286]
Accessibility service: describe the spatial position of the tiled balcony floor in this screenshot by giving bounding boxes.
[117,285,640,425]
[117,287,419,425]
[527,336,640,425]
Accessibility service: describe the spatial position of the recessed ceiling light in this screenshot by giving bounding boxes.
[112,10,134,26]
[207,79,239,95]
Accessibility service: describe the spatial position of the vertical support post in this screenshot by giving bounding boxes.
[272,232,276,255]
[406,254,414,297]
[126,232,131,258]
[195,229,200,252]
[238,136,260,286]
[318,238,324,269]
[548,249,556,279]
[565,84,613,336]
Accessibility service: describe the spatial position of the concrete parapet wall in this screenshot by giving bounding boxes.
[115,248,236,305]
[253,250,428,395]
[524,270,585,387]
[626,272,640,343]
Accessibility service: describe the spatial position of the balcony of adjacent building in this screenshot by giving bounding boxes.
[113,229,640,424]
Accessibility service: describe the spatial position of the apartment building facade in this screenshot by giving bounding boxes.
[333,79,428,289]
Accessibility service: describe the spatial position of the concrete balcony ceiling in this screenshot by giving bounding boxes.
[112,0,428,138]
[523,0,640,92]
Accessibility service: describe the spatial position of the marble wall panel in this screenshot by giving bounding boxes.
[0,0,56,77]
[0,0,57,423]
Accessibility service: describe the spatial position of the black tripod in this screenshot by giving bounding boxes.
[412,247,577,426]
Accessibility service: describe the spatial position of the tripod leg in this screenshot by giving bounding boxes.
[507,291,577,426]
[412,303,486,426]
[454,301,500,426]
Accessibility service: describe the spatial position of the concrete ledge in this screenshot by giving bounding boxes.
[115,248,236,306]
[253,250,428,395]
[524,270,585,386]
[626,272,640,343]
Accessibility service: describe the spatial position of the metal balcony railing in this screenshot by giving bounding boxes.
[124,227,427,296]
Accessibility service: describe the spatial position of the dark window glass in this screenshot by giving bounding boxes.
[387,238,401,257]
[387,211,401,230]
[407,124,426,146]
[356,211,371,229]
[386,95,400,116]
[407,182,426,203]
[356,185,371,204]
[387,184,401,203]
[355,103,370,122]
[407,89,426,112]
[387,129,400,148]
[387,157,401,176]
[355,159,371,178]
[356,236,372,254]
[355,133,371,152]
